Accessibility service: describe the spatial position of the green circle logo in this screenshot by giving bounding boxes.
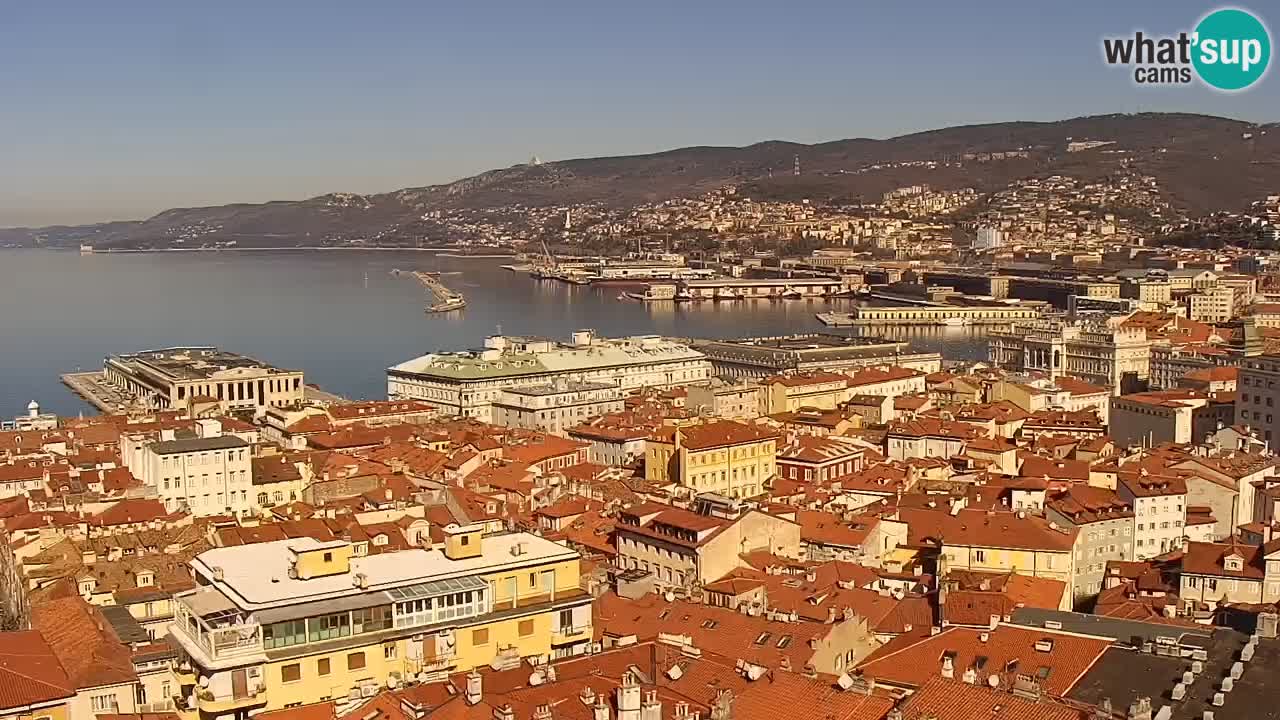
[1192,8,1271,90]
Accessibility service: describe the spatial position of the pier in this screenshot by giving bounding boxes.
[62,371,132,412]
[413,271,467,312]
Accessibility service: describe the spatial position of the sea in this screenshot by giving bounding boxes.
[0,249,993,417]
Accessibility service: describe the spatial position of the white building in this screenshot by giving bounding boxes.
[388,331,710,421]
[1117,472,1187,560]
[491,381,624,436]
[137,421,254,516]
[974,226,1005,250]
[104,347,305,413]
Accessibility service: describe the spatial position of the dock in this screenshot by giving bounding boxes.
[412,271,467,312]
[61,371,131,412]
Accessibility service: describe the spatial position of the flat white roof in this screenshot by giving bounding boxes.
[191,534,578,610]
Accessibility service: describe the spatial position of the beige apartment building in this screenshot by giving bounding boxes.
[613,504,801,588]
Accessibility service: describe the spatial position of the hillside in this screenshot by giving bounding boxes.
[6,113,1277,249]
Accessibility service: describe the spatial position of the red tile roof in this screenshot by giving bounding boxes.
[0,630,75,711]
[896,677,1089,720]
[30,596,138,690]
[855,624,1110,694]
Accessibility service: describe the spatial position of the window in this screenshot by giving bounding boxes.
[529,573,537,588]
[309,612,351,642]
[282,664,301,683]
[384,643,397,660]
[974,550,987,563]
[461,535,470,546]
[317,658,331,676]
[519,620,535,637]
[352,605,393,633]
[91,694,118,712]
[323,552,333,562]
[264,619,307,649]
[473,628,490,645]
[347,652,366,670]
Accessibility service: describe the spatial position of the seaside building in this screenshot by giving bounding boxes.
[387,331,709,422]
[168,528,592,717]
[691,334,941,379]
[103,347,305,413]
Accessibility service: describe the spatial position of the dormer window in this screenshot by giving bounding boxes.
[1224,554,1245,572]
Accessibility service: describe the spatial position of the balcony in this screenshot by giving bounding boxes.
[409,649,457,673]
[552,625,591,645]
[171,589,266,668]
[175,665,197,686]
[195,685,267,713]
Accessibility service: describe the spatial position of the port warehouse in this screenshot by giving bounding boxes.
[680,277,856,298]
[841,303,1043,323]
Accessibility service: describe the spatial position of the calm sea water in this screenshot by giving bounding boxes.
[0,250,992,417]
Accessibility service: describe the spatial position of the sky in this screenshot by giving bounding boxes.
[1,0,1275,227]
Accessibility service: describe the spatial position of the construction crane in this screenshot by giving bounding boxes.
[538,236,559,274]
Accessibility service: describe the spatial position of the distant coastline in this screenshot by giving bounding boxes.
[11,246,518,258]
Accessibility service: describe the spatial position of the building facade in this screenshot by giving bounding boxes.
[168,528,592,719]
[388,332,709,421]
[105,347,304,413]
[989,320,1150,394]
[137,432,253,516]
[491,381,624,436]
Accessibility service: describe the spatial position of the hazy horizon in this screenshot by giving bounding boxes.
[3,0,1275,227]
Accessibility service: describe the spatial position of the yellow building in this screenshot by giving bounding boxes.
[168,526,591,719]
[761,372,850,414]
[898,507,1077,605]
[645,420,779,499]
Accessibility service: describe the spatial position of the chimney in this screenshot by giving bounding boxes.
[709,690,734,720]
[1127,698,1152,720]
[617,671,641,720]
[640,690,662,720]
[493,706,514,720]
[580,687,597,707]
[465,670,483,705]
[941,654,955,679]
[593,696,611,720]
[532,706,553,720]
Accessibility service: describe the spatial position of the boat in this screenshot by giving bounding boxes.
[426,297,466,313]
[675,289,695,301]
[780,287,803,300]
[714,287,743,301]
[940,317,971,327]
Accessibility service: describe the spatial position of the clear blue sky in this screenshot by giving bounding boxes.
[1,0,1274,227]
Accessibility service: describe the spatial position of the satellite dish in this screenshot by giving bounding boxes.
[837,673,854,690]
[664,591,676,602]
[529,671,545,686]
[988,674,1001,688]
